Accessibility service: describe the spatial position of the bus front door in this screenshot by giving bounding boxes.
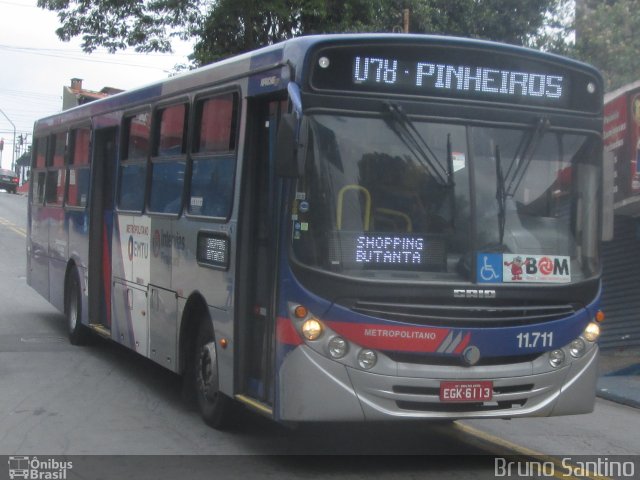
[88,127,117,334]
[237,98,287,409]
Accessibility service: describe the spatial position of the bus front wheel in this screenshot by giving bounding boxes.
[194,320,233,429]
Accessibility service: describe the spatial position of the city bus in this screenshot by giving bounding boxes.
[27,34,606,428]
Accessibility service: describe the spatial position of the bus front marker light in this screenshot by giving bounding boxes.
[595,310,605,323]
[293,305,308,319]
[569,338,585,358]
[358,349,377,370]
[583,322,600,342]
[549,349,565,368]
[328,336,348,359]
[301,319,323,341]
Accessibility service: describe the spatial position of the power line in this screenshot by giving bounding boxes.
[0,45,178,70]
[0,0,35,7]
[0,42,189,58]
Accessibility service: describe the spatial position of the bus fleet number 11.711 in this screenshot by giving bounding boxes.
[516,331,553,349]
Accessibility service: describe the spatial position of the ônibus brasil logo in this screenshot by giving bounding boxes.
[8,456,72,480]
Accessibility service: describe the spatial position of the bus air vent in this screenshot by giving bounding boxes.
[350,299,577,327]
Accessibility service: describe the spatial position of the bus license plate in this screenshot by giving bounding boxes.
[439,381,493,402]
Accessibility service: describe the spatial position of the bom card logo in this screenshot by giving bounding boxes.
[477,253,570,284]
[503,254,570,283]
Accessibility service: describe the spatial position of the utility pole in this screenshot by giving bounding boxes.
[0,108,16,170]
[403,8,410,33]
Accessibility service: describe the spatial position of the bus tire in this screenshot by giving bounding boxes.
[66,268,91,345]
[194,319,233,429]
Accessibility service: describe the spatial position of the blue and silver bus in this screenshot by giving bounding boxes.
[28,34,605,428]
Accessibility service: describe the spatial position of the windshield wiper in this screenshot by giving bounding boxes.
[447,133,456,228]
[504,117,550,197]
[384,102,450,186]
[495,145,506,244]
[494,117,549,246]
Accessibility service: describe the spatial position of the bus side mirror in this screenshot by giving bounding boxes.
[276,113,302,177]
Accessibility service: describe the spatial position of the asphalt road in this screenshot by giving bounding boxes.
[0,191,638,479]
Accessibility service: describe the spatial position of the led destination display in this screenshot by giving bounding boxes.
[356,234,425,265]
[353,57,564,101]
[329,232,446,271]
[310,43,601,113]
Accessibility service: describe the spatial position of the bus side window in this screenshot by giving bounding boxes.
[190,156,234,217]
[45,132,67,206]
[67,127,91,208]
[188,93,238,218]
[118,112,150,212]
[148,103,188,214]
[149,160,186,214]
[34,172,46,204]
[31,137,47,205]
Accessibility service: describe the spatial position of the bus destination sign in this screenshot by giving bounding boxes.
[310,44,601,113]
[353,56,564,102]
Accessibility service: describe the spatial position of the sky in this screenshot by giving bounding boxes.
[0,0,193,170]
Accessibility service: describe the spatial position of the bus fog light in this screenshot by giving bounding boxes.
[583,322,600,342]
[357,349,377,369]
[328,336,348,359]
[301,319,323,340]
[549,349,565,368]
[569,338,586,358]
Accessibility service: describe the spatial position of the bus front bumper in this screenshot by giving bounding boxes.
[277,344,598,422]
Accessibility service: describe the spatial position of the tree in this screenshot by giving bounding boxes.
[528,0,575,56]
[574,0,640,91]
[36,0,202,53]
[38,0,566,67]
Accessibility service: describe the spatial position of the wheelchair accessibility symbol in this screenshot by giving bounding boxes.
[477,253,503,283]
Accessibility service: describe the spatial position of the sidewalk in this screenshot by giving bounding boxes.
[597,347,640,409]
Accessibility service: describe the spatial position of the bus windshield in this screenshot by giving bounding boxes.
[291,113,600,284]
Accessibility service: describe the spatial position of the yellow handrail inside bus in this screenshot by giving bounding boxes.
[336,185,371,231]
[374,207,413,232]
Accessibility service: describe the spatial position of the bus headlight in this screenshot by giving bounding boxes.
[328,336,348,359]
[583,322,600,342]
[569,338,586,358]
[301,318,323,341]
[549,349,565,368]
[358,349,377,370]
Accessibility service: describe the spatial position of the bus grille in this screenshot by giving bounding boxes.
[350,299,577,327]
[395,400,527,412]
[385,352,541,367]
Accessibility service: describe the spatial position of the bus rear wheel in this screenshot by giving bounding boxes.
[194,320,233,429]
[65,268,91,345]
